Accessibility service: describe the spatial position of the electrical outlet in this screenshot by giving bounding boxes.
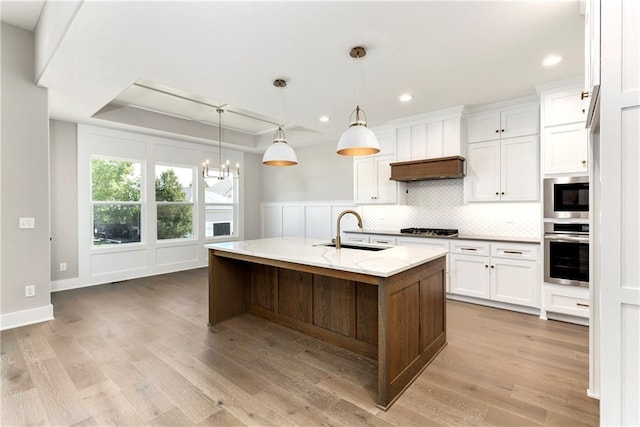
[59,262,67,271]
[19,217,35,229]
[25,285,35,298]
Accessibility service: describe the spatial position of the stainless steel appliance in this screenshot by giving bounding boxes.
[543,176,589,219]
[544,222,589,287]
[400,228,458,237]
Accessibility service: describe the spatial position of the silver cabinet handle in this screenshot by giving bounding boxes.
[576,302,590,308]
[460,247,478,251]
[544,234,589,243]
[504,250,523,255]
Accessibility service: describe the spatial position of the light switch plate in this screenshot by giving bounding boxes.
[19,217,35,229]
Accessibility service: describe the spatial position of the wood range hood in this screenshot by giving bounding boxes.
[390,156,465,182]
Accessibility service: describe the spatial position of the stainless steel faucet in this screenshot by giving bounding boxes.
[335,209,363,249]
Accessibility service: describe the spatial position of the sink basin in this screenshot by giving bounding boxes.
[316,242,391,251]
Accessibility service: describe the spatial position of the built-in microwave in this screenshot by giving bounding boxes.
[543,176,589,219]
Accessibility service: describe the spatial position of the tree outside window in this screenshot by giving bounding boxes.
[91,158,142,245]
[156,165,194,240]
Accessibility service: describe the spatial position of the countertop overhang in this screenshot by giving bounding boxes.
[205,237,447,278]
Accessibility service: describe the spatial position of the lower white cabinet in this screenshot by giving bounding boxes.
[369,235,397,245]
[344,234,369,244]
[449,240,540,308]
[541,283,590,320]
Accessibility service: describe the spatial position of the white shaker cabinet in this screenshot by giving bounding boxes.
[543,123,588,174]
[465,135,539,202]
[539,83,589,175]
[449,240,540,308]
[466,104,539,143]
[354,154,405,204]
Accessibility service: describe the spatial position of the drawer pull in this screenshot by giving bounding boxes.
[504,250,523,255]
[576,303,590,308]
[461,247,478,251]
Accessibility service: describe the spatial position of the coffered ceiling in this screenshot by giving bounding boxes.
[1,1,585,152]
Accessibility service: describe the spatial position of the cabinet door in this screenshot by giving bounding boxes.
[543,87,587,126]
[501,135,539,201]
[466,111,501,143]
[425,121,443,159]
[442,117,463,157]
[465,140,501,202]
[354,157,377,203]
[449,254,491,298]
[500,104,539,138]
[490,258,539,308]
[395,127,411,162]
[543,123,588,175]
[375,155,396,204]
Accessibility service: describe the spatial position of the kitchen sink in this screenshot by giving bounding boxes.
[315,242,391,251]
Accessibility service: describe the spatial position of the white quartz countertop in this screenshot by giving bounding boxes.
[205,237,447,278]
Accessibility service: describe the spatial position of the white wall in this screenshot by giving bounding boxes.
[261,140,353,202]
[50,120,78,280]
[0,23,53,329]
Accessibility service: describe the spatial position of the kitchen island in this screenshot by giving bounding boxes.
[205,237,447,410]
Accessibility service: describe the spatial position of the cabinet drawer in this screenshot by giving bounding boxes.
[396,236,449,250]
[369,235,397,245]
[345,235,370,244]
[543,285,590,318]
[450,240,490,256]
[490,242,539,261]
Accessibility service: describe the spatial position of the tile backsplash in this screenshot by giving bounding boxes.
[362,180,540,238]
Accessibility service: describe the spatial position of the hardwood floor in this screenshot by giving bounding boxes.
[1,268,599,426]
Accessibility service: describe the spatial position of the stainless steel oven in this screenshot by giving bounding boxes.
[543,176,589,219]
[544,222,589,287]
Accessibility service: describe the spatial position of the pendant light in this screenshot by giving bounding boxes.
[337,46,380,156]
[263,79,298,166]
[203,108,240,179]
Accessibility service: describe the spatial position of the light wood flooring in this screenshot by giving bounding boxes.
[1,268,599,426]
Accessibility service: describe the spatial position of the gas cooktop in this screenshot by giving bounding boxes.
[400,227,459,237]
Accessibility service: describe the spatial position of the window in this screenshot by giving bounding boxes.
[205,171,238,238]
[91,158,142,246]
[156,165,194,240]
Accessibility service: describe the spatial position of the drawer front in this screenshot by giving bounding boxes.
[396,237,449,250]
[369,235,397,245]
[345,235,370,244]
[490,242,539,261]
[543,285,590,318]
[450,240,490,256]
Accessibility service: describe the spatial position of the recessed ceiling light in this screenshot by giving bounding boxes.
[399,93,413,102]
[319,116,330,122]
[542,55,563,67]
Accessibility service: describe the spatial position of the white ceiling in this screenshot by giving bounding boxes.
[3,1,585,152]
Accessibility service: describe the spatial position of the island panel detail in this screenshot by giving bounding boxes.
[208,247,446,410]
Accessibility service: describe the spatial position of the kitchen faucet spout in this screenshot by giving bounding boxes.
[335,210,363,249]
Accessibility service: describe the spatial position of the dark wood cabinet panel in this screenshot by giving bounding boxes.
[356,282,378,346]
[251,264,276,311]
[386,282,420,380]
[278,269,313,323]
[420,270,446,351]
[313,275,356,337]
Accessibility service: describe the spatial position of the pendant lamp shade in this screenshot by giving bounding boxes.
[263,79,298,166]
[337,106,380,156]
[263,126,298,166]
[337,47,380,156]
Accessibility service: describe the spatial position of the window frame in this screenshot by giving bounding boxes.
[90,155,145,249]
[204,169,239,241]
[155,163,197,242]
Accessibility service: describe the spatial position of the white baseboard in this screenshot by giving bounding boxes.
[0,304,54,331]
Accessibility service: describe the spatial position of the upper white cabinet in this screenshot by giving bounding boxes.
[393,107,464,162]
[543,123,588,174]
[465,135,539,202]
[542,87,588,127]
[353,127,406,205]
[539,82,589,175]
[464,100,540,203]
[466,104,539,143]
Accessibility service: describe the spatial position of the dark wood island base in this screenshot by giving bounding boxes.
[208,249,447,410]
